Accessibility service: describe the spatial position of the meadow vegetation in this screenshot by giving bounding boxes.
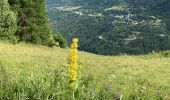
[0,41,170,99]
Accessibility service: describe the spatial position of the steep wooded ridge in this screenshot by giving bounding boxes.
[46,0,170,55]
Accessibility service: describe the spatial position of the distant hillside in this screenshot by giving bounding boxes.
[46,0,170,55]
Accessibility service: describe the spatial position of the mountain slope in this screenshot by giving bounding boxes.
[0,42,170,99]
[46,0,170,55]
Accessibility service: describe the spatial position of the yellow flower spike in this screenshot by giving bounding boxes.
[68,37,79,91]
[73,38,78,43]
[69,71,78,80]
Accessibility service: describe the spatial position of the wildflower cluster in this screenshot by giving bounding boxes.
[68,38,79,91]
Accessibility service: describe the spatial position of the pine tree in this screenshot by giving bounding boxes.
[0,0,17,43]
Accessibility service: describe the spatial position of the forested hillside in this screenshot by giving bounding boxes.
[47,0,170,55]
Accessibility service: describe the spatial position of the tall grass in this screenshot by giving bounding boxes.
[0,41,170,99]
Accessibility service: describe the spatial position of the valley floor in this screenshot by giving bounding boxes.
[0,42,170,99]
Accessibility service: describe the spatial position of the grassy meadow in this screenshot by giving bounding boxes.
[0,41,170,99]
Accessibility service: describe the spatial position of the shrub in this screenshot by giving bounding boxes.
[160,51,170,58]
[53,32,68,48]
[47,35,55,47]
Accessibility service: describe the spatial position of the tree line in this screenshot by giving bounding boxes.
[0,0,67,48]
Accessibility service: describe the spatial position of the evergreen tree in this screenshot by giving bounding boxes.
[8,0,54,45]
[0,0,17,43]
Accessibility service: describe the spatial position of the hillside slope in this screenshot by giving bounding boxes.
[46,0,170,55]
[0,42,170,99]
